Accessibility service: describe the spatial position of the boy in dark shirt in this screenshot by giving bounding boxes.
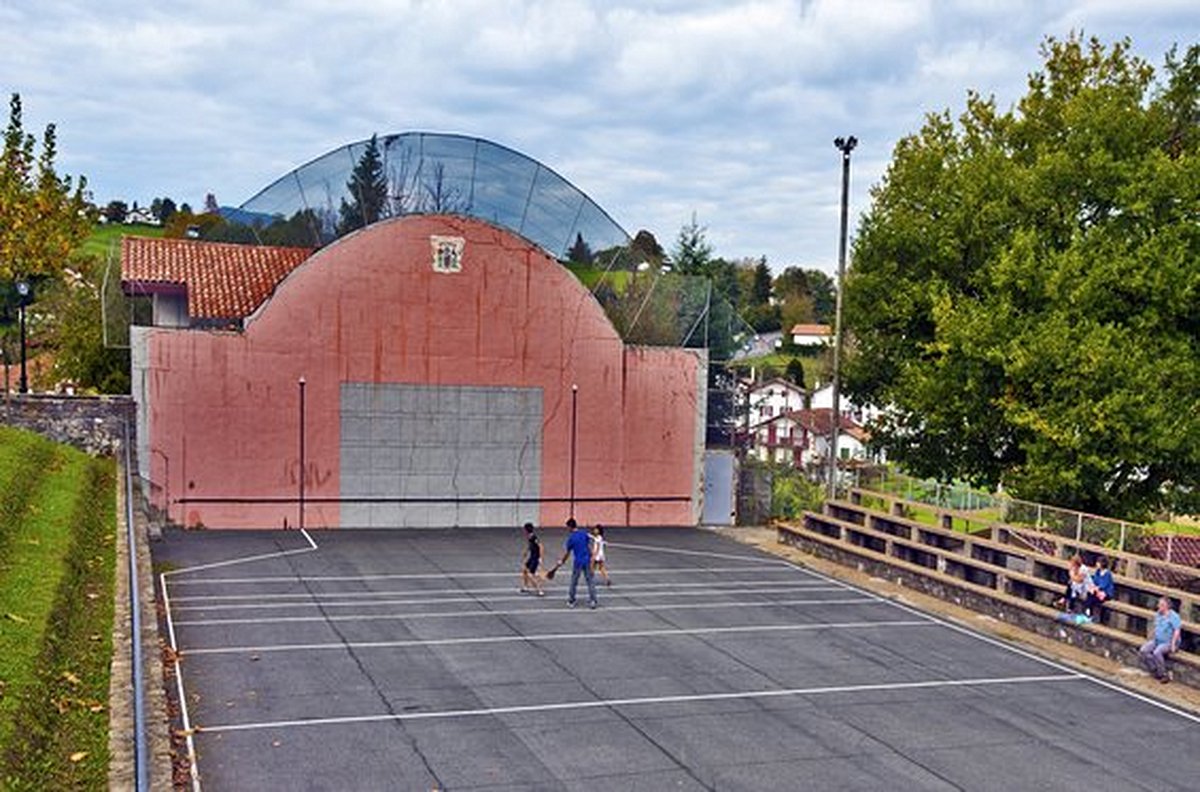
[520,522,545,596]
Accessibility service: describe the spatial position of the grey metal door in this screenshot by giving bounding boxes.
[702,450,736,525]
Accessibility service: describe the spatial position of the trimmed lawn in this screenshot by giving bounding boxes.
[728,352,823,386]
[563,262,632,291]
[1150,520,1200,537]
[0,427,115,790]
[79,222,163,260]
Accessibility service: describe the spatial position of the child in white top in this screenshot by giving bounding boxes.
[591,525,611,587]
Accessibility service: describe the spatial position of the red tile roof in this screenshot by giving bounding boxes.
[121,236,313,320]
[787,408,864,436]
[791,323,832,336]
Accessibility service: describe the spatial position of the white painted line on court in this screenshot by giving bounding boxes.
[167,564,789,585]
[169,584,851,612]
[608,541,792,564]
[160,573,201,792]
[184,619,934,655]
[165,528,319,577]
[775,559,1200,726]
[160,527,319,792]
[195,672,1084,734]
[168,578,842,603]
[173,596,878,626]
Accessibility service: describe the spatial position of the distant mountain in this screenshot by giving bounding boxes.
[217,206,280,227]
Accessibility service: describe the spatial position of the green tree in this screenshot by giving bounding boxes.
[750,256,772,305]
[338,134,388,235]
[775,266,835,326]
[785,357,806,389]
[46,255,129,393]
[844,35,1200,519]
[566,232,593,265]
[630,229,665,264]
[103,200,127,224]
[670,213,713,276]
[736,257,781,332]
[0,94,89,282]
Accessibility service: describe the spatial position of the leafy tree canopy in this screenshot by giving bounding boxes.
[844,36,1200,519]
[776,266,835,326]
[0,93,90,282]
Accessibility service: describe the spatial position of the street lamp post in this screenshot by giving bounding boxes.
[569,384,578,520]
[16,280,31,394]
[827,136,857,499]
[298,376,306,531]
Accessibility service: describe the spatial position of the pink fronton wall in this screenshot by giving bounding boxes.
[137,216,705,529]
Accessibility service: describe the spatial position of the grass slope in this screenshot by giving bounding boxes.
[0,427,116,790]
[79,222,164,261]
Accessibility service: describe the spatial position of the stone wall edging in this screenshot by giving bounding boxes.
[0,394,135,455]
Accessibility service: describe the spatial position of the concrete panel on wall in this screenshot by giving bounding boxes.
[340,382,542,527]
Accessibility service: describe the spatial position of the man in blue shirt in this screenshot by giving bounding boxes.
[1139,596,1182,683]
[555,518,597,609]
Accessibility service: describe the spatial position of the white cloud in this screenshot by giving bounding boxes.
[1,0,1192,271]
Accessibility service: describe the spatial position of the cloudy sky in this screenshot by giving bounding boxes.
[2,1,1194,272]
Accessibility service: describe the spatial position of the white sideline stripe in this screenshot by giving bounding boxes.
[164,528,319,578]
[168,578,841,603]
[173,596,877,626]
[167,564,789,585]
[196,673,1084,734]
[184,619,933,655]
[774,560,1200,726]
[162,527,318,792]
[169,584,851,613]
[607,541,787,564]
[161,572,201,792]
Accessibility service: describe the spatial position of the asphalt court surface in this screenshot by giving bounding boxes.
[155,527,1200,791]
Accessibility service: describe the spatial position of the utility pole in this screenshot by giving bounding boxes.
[827,136,857,499]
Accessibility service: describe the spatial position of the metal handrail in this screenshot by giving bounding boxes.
[123,418,148,791]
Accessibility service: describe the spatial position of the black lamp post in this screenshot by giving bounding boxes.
[569,384,578,520]
[827,136,857,498]
[16,280,30,394]
[298,376,306,531]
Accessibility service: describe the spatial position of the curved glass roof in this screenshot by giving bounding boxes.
[239,133,630,260]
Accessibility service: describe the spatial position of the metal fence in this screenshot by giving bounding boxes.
[850,466,1160,558]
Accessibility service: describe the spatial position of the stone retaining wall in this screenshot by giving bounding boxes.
[0,394,135,456]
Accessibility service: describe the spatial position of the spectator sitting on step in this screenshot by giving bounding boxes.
[1085,556,1115,620]
[1061,555,1093,615]
[1139,596,1182,683]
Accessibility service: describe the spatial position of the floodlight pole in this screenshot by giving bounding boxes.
[298,376,306,531]
[569,384,578,520]
[827,136,857,500]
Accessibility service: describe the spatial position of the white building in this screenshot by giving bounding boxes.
[748,408,871,469]
[745,378,805,427]
[809,383,882,427]
[791,323,832,346]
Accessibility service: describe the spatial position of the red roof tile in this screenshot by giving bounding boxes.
[786,408,863,435]
[791,323,832,336]
[121,236,313,320]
